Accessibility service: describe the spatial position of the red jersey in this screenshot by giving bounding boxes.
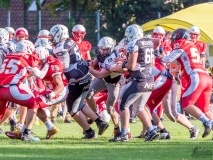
[194,41,206,55]
[171,39,206,81]
[71,38,92,60]
[0,53,39,86]
[161,41,172,54]
[155,58,166,72]
[42,56,68,90]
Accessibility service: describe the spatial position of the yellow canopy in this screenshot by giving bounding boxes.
[142,2,213,44]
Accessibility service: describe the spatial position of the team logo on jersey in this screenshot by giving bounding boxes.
[183,56,188,61]
[108,58,113,63]
[173,43,180,49]
[144,83,154,89]
[67,41,74,46]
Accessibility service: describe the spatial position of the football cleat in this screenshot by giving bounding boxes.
[145,130,159,142]
[158,132,172,140]
[83,130,97,139]
[189,126,200,140]
[109,133,129,142]
[134,132,148,139]
[128,132,132,139]
[113,128,120,137]
[202,121,212,138]
[97,120,109,135]
[21,133,40,142]
[14,123,22,131]
[5,130,22,139]
[46,126,59,140]
[64,119,71,123]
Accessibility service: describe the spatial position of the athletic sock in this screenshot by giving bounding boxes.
[151,120,156,126]
[121,128,128,135]
[24,128,31,135]
[160,128,168,133]
[85,127,93,133]
[44,119,54,130]
[198,113,211,124]
[95,118,102,124]
[147,126,155,133]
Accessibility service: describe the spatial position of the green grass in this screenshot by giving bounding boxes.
[0,117,213,160]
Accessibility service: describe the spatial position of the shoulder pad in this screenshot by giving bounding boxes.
[126,39,138,53]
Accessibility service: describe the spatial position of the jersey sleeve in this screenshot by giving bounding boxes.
[85,41,92,51]
[23,54,40,68]
[126,39,138,54]
[49,58,64,77]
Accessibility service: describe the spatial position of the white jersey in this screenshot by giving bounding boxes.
[102,51,121,78]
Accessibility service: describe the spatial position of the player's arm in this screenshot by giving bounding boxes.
[27,63,49,79]
[89,66,111,79]
[158,49,183,63]
[109,40,138,72]
[109,52,137,73]
[86,51,91,60]
[52,74,64,96]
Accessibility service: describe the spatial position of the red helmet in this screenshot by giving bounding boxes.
[15,28,29,39]
[15,29,27,37]
[72,24,86,41]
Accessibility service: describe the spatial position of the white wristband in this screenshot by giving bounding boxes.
[50,91,56,98]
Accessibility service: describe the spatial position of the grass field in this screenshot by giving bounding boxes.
[0,117,213,160]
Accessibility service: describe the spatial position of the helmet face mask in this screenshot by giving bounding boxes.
[35,38,52,49]
[72,24,86,41]
[15,28,29,40]
[188,26,200,42]
[97,37,114,58]
[124,24,143,42]
[152,26,165,40]
[49,24,69,45]
[35,46,49,61]
[171,28,190,43]
[16,40,35,54]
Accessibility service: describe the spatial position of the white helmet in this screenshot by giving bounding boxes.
[97,36,114,56]
[124,24,143,42]
[34,38,52,49]
[5,27,15,34]
[98,37,114,51]
[188,26,200,34]
[72,24,86,40]
[35,46,49,60]
[16,40,35,54]
[153,26,165,34]
[72,24,86,32]
[0,28,9,44]
[49,24,69,44]
[37,29,50,38]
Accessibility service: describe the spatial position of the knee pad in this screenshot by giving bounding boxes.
[107,106,115,115]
